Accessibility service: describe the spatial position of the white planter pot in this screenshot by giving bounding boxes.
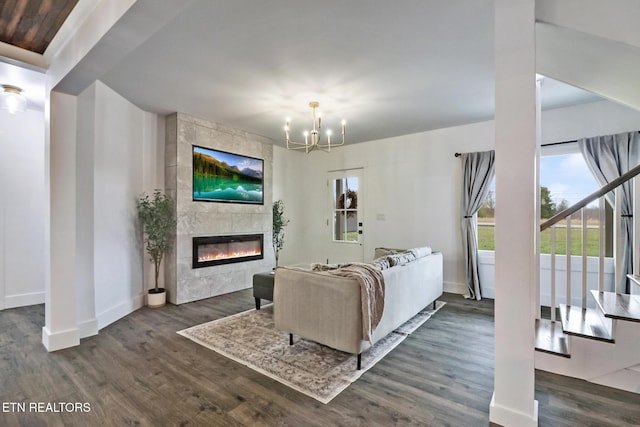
[147,288,166,308]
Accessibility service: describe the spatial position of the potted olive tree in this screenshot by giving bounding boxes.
[272,200,290,267]
[137,190,175,307]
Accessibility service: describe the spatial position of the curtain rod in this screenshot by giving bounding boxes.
[454,139,579,157]
[541,139,578,147]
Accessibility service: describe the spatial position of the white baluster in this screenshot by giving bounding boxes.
[599,196,605,293]
[551,225,556,322]
[615,186,623,294]
[582,208,587,308]
[566,216,572,306]
[634,177,640,278]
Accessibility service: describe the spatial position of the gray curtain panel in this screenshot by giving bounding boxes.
[461,150,495,300]
[579,131,640,293]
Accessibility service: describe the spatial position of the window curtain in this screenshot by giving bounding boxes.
[461,150,495,300]
[579,131,640,293]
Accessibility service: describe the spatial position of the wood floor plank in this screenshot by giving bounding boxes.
[1,290,639,426]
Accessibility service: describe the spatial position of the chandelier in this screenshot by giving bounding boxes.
[285,101,346,153]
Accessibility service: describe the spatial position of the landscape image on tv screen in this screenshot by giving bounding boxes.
[192,145,264,204]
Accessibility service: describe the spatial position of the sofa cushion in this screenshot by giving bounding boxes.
[374,247,406,258]
[370,256,392,270]
[409,246,432,259]
[387,251,417,266]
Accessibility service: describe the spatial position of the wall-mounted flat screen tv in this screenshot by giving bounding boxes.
[192,145,264,204]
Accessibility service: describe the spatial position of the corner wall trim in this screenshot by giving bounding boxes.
[96,293,144,331]
[489,393,539,427]
[443,281,467,295]
[78,318,99,339]
[42,326,80,352]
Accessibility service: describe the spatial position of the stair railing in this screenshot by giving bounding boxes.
[540,163,640,321]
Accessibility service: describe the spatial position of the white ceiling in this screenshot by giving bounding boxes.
[98,0,603,144]
[3,0,603,143]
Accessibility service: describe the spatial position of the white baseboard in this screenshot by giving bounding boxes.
[4,291,45,309]
[590,368,640,394]
[444,281,466,295]
[42,326,80,352]
[490,393,538,427]
[78,317,99,339]
[97,293,144,330]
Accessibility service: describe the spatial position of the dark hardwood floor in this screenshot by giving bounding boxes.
[1,291,639,426]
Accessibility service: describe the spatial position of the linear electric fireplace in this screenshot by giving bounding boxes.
[192,234,264,268]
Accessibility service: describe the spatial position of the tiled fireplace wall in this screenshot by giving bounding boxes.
[165,113,274,304]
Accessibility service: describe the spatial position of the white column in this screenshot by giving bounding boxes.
[75,85,98,338]
[42,90,80,351]
[0,115,5,311]
[490,0,539,426]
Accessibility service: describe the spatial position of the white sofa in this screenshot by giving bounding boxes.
[273,248,443,368]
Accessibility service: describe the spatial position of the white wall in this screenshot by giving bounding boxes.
[274,99,640,295]
[0,109,46,309]
[76,81,164,330]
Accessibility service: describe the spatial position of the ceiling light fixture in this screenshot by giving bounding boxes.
[285,101,346,153]
[0,84,27,114]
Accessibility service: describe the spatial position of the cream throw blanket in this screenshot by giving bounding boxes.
[312,262,385,343]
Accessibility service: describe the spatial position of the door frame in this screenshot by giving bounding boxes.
[327,168,364,263]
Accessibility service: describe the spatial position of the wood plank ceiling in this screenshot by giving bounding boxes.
[0,0,78,54]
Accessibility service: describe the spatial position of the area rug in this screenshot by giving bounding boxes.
[177,301,445,404]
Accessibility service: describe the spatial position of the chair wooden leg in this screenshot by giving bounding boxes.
[357,353,362,370]
[289,333,293,345]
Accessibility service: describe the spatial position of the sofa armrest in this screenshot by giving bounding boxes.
[273,267,364,354]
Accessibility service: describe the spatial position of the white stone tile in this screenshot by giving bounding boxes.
[232,213,266,232]
[177,139,193,165]
[195,212,233,234]
[176,165,191,190]
[176,260,194,279]
[210,270,250,296]
[165,114,178,167]
[175,234,192,259]
[176,212,198,234]
[165,165,177,188]
[178,119,197,143]
[177,277,211,304]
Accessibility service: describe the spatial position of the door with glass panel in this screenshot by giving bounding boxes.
[327,169,364,263]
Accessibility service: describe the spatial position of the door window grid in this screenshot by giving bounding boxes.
[333,177,359,242]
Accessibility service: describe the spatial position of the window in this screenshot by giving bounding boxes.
[477,182,495,250]
[332,176,359,242]
[477,147,609,256]
[538,153,607,256]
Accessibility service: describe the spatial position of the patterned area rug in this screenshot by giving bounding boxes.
[177,301,445,404]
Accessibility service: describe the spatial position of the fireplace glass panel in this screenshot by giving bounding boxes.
[193,234,264,268]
